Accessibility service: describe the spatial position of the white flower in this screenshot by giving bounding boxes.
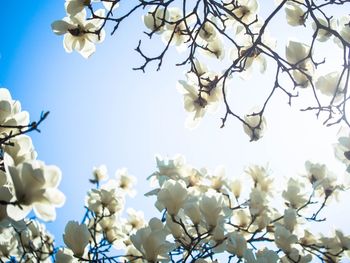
[244,248,279,263]
[65,0,92,16]
[92,164,108,182]
[282,178,307,209]
[130,218,174,262]
[226,232,247,257]
[274,224,298,253]
[6,159,65,221]
[201,37,225,60]
[51,9,105,58]
[243,111,267,141]
[285,2,305,26]
[63,221,91,257]
[199,190,224,227]
[316,71,344,99]
[312,18,337,42]
[249,188,266,216]
[198,22,217,42]
[3,135,37,166]
[177,72,223,128]
[55,248,77,263]
[143,7,167,33]
[0,227,19,260]
[86,181,125,215]
[284,208,297,232]
[286,40,314,87]
[115,168,137,197]
[0,88,29,136]
[126,208,146,232]
[334,127,350,172]
[225,0,259,24]
[338,16,350,44]
[156,179,188,215]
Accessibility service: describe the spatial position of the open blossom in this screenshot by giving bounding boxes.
[156,179,188,215]
[224,0,259,24]
[244,248,279,263]
[243,111,267,141]
[199,190,225,227]
[130,218,174,262]
[143,7,167,33]
[63,221,91,257]
[226,232,247,257]
[285,2,305,26]
[91,164,108,182]
[274,224,298,253]
[286,40,314,87]
[115,168,137,197]
[334,127,350,172]
[51,9,105,58]
[55,248,77,263]
[282,178,307,209]
[6,159,65,221]
[316,71,344,99]
[177,73,223,128]
[3,135,37,166]
[86,181,125,215]
[0,88,29,136]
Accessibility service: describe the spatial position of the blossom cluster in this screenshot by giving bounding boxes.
[0,88,65,261]
[52,0,350,140]
[56,153,350,262]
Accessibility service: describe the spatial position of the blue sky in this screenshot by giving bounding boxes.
[0,0,349,248]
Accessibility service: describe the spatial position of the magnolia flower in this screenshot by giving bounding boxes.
[0,88,29,136]
[249,188,266,216]
[177,74,222,128]
[224,0,259,24]
[334,128,350,172]
[304,161,327,188]
[91,164,108,182]
[115,168,137,197]
[156,179,188,215]
[86,182,125,215]
[282,178,307,209]
[245,165,273,193]
[312,18,337,42]
[244,248,279,263]
[55,248,77,263]
[243,111,267,141]
[143,7,167,33]
[198,22,217,42]
[230,179,242,199]
[315,71,344,99]
[162,8,195,51]
[63,221,91,257]
[166,215,183,238]
[126,208,146,232]
[130,218,174,262]
[199,190,224,227]
[285,2,305,26]
[338,16,350,44]
[19,219,54,261]
[284,208,297,232]
[286,40,314,87]
[0,227,19,260]
[3,135,37,166]
[6,159,65,221]
[226,232,247,257]
[65,0,92,16]
[51,9,105,58]
[274,224,298,253]
[202,37,225,60]
[184,201,201,225]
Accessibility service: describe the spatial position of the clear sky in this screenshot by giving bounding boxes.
[0,0,349,248]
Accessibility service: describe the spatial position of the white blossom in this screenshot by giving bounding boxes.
[63,221,91,257]
[51,9,106,58]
